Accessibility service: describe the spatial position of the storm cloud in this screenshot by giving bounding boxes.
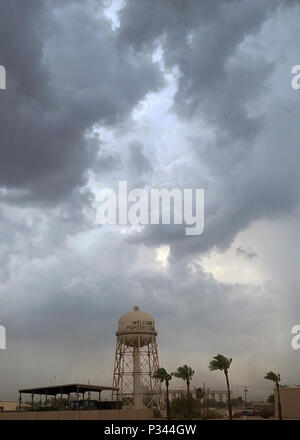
[0,0,162,202]
[0,0,300,401]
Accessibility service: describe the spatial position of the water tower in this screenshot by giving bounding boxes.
[112,306,162,409]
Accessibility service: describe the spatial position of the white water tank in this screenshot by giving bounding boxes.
[116,305,157,347]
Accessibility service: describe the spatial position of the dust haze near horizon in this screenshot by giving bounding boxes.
[1,0,300,402]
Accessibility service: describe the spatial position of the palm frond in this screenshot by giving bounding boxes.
[209,354,232,372]
[173,364,194,381]
[153,367,172,383]
[264,371,281,383]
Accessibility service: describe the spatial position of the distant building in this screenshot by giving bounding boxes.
[205,389,228,402]
[0,401,30,412]
[162,387,228,403]
[275,386,300,419]
[252,401,275,414]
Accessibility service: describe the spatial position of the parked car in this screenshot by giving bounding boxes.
[240,410,254,416]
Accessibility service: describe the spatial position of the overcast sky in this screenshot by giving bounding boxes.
[1,0,300,401]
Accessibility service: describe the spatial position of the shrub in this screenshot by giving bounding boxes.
[170,395,201,419]
[201,409,221,420]
[260,408,274,419]
[233,412,241,418]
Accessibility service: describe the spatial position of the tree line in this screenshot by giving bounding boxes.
[154,354,282,420]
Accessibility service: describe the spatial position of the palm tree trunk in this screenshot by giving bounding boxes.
[187,380,190,394]
[166,382,171,420]
[224,371,232,420]
[276,382,283,420]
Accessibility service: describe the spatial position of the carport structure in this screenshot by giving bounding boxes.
[18,383,118,410]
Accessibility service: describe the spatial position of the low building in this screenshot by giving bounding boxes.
[252,402,275,415]
[162,387,228,403]
[0,383,153,420]
[0,401,17,412]
[18,383,119,411]
[206,389,228,403]
[275,386,300,419]
[0,401,30,412]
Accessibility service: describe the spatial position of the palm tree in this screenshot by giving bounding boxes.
[208,354,233,420]
[173,365,194,394]
[153,368,173,420]
[264,371,282,420]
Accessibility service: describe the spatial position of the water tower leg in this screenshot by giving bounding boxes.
[133,336,142,409]
[112,338,124,402]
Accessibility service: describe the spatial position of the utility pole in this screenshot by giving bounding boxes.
[203,382,206,417]
[242,386,249,409]
[88,379,91,400]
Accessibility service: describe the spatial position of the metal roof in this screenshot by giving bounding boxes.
[19,383,118,396]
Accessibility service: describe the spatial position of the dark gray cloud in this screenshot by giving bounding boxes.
[119,0,278,133]
[117,0,300,264]
[0,0,163,203]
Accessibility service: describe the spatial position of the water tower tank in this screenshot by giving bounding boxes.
[116,305,157,347]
